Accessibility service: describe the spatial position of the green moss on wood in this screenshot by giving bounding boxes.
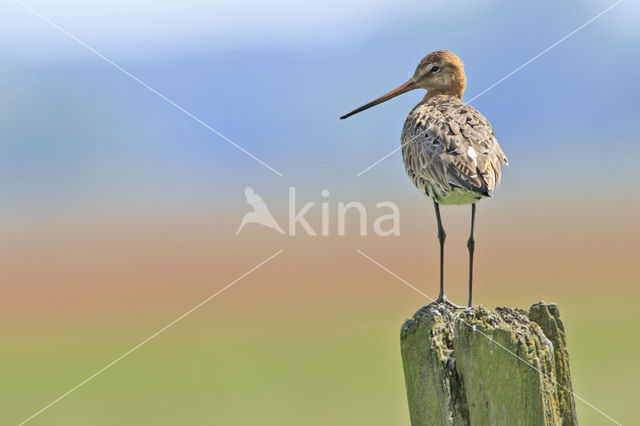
[528,302,578,425]
[401,302,578,426]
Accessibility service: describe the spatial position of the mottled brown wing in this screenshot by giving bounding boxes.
[401,112,452,192]
[402,96,507,197]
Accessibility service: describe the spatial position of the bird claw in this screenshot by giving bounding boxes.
[417,296,465,314]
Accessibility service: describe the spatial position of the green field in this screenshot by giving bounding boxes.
[1,303,636,426]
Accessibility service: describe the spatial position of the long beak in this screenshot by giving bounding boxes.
[340,78,417,119]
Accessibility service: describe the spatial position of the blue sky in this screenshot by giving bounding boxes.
[1,0,639,226]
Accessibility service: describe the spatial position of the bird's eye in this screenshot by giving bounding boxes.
[430,66,440,73]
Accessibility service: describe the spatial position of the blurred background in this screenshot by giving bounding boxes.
[1,0,639,424]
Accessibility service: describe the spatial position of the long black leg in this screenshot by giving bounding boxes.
[433,201,446,300]
[415,201,463,314]
[467,203,476,307]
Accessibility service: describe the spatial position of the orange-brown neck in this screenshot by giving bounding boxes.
[422,67,466,100]
[423,87,463,100]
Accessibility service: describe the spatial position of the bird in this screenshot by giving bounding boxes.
[341,50,508,308]
[236,186,285,235]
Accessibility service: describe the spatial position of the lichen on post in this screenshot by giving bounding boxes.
[400,302,578,425]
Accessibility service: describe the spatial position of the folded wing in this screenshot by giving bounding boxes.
[402,97,507,198]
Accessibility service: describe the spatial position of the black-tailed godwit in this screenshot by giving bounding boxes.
[341,50,508,308]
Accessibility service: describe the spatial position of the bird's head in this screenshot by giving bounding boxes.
[340,50,466,119]
[412,50,466,98]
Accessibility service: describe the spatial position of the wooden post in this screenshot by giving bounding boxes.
[400,302,578,425]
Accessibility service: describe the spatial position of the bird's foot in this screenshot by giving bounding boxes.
[416,295,465,315]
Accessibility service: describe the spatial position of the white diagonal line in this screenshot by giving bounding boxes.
[465,0,625,105]
[356,146,402,177]
[355,249,623,426]
[355,0,625,177]
[18,249,283,426]
[14,0,283,177]
[356,250,434,300]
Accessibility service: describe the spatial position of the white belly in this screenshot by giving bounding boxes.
[421,179,485,205]
[435,186,484,205]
